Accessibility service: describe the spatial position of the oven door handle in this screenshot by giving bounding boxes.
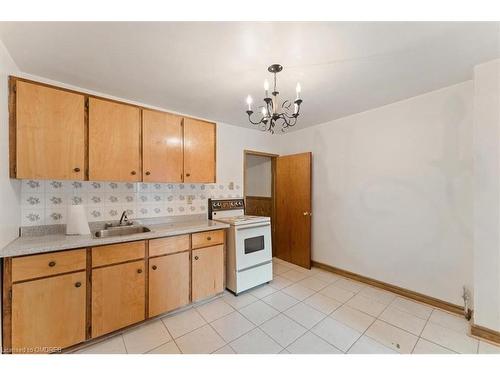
[236,223,270,230]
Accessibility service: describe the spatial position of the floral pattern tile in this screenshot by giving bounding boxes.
[20,180,243,226]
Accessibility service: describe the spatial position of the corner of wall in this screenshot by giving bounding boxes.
[0,39,21,249]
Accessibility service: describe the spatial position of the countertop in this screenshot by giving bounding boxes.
[0,217,230,258]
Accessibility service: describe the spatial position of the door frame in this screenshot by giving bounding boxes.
[243,150,279,256]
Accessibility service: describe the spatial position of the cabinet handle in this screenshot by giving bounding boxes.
[145,171,151,176]
[131,171,137,175]
[194,256,199,260]
[137,269,143,274]
[186,173,191,177]
[74,167,81,172]
[207,236,212,241]
[74,282,82,288]
[48,261,56,267]
[152,265,157,270]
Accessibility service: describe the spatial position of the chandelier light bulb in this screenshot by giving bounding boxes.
[264,79,269,96]
[246,95,253,110]
[261,107,267,117]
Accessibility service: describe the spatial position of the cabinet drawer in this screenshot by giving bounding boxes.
[92,241,145,267]
[12,249,86,283]
[191,230,224,249]
[149,235,190,257]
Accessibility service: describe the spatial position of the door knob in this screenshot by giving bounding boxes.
[303,212,308,216]
[131,171,137,175]
[152,265,157,270]
[194,256,199,260]
[186,173,191,177]
[48,261,56,267]
[73,167,81,172]
[74,282,82,288]
[137,269,142,274]
[303,212,312,216]
[145,171,151,176]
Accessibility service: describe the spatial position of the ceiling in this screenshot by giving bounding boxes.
[0,22,499,130]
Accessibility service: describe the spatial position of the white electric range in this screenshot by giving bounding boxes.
[208,198,273,295]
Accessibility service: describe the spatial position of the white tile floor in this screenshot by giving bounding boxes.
[75,257,500,354]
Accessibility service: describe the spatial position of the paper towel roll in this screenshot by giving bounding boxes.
[66,205,90,235]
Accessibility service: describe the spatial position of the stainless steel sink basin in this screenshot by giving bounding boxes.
[93,225,151,238]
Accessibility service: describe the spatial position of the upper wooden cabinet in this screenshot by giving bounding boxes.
[89,98,141,182]
[10,78,217,183]
[183,118,216,183]
[142,109,183,182]
[13,80,85,180]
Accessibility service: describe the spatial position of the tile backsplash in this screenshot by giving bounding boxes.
[21,180,242,226]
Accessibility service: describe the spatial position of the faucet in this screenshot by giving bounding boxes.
[119,210,130,226]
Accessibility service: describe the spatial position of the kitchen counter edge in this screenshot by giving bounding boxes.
[0,220,230,258]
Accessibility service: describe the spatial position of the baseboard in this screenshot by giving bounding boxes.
[311,260,465,316]
[471,324,500,345]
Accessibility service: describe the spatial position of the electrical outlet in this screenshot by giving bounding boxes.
[229,182,234,190]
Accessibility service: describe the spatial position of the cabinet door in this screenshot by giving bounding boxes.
[11,271,86,353]
[92,260,145,337]
[192,245,224,302]
[89,98,141,182]
[149,252,190,317]
[183,118,216,183]
[142,110,183,182]
[15,81,85,180]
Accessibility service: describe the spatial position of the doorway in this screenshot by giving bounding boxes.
[243,150,278,255]
[244,150,312,268]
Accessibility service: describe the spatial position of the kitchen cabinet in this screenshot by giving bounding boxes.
[89,98,141,182]
[142,109,184,182]
[10,77,217,183]
[3,229,225,353]
[13,80,85,180]
[148,251,190,317]
[183,118,216,183]
[92,260,145,337]
[192,244,224,302]
[11,271,86,353]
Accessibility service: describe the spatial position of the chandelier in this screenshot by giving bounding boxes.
[245,64,303,133]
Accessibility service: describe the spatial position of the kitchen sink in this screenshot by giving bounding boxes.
[93,225,151,238]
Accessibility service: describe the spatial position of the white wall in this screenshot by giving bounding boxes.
[279,82,473,306]
[0,40,21,248]
[245,155,272,197]
[473,59,500,331]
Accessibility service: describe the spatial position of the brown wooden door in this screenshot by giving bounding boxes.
[148,252,190,317]
[15,80,85,180]
[183,118,216,183]
[11,271,86,353]
[92,260,145,337]
[142,109,184,182]
[276,152,312,268]
[192,245,224,302]
[89,98,141,182]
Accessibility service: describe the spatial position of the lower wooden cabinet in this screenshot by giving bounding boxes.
[4,230,225,353]
[148,251,190,317]
[92,260,145,338]
[11,271,86,353]
[192,245,224,302]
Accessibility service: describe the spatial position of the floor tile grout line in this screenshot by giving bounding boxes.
[227,326,285,354]
[159,317,182,354]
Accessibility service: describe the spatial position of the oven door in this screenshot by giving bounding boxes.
[234,222,272,271]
